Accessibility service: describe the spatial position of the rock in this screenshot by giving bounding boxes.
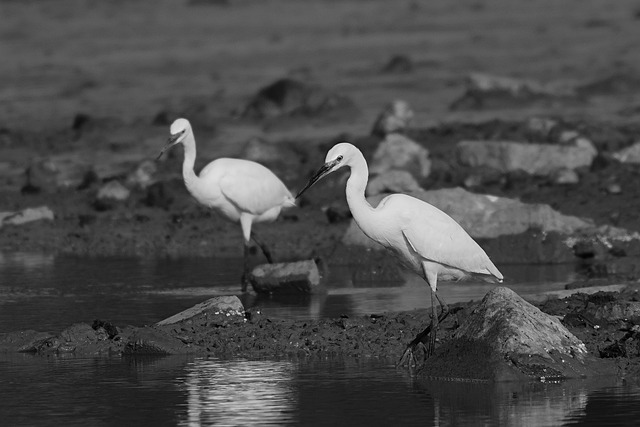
[240,78,356,119]
[613,141,640,163]
[249,259,323,294]
[420,287,605,381]
[156,296,245,327]
[371,100,414,136]
[606,183,622,195]
[96,180,130,202]
[457,138,597,176]
[0,330,55,353]
[124,326,195,355]
[25,154,95,192]
[0,206,54,228]
[553,168,580,185]
[450,72,578,110]
[126,159,157,189]
[369,134,431,179]
[576,73,640,97]
[365,170,422,196]
[380,54,414,74]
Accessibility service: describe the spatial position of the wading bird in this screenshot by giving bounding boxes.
[296,142,503,367]
[157,118,295,289]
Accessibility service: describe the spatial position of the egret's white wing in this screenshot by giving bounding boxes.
[216,160,292,215]
[392,195,500,277]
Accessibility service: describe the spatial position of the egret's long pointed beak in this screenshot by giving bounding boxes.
[156,132,183,160]
[296,159,338,199]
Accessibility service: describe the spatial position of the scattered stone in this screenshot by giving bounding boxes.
[369,134,431,179]
[365,170,422,196]
[380,54,414,74]
[450,72,578,110]
[457,138,597,176]
[370,99,414,136]
[421,287,603,381]
[249,259,323,294]
[240,78,356,119]
[613,141,640,163]
[607,183,622,195]
[97,180,130,202]
[156,296,245,327]
[553,168,580,185]
[0,206,54,228]
[25,154,95,192]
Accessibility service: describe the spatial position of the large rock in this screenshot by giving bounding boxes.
[248,259,323,294]
[369,134,431,179]
[421,287,609,381]
[156,296,245,327]
[342,188,593,248]
[371,99,414,136]
[457,138,597,176]
[0,206,54,228]
[26,154,95,192]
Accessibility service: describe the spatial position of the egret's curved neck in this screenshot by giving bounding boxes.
[181,132,198,185]
[345,154,375,229]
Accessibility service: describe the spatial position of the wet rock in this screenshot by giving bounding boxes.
[0,206,54,228]
[582,298,640,325]
[371,100,414,136]
[249,259,323,294]
[421,287,606,381]
[365,170,422,196]
[380,54,414,74]
[156,296,245,327]
[450,72,578,110]
[126,159,157,189]
[124,326,195,355]
[612,141,640,163]
[369,134,431,179]
[457,138,597,176]
[240,78,356,119]
[0,330,55,353]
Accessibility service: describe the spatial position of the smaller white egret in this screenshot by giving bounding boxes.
[297,143,503,367]
[157,118,295,289]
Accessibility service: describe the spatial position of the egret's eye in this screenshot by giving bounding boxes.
[337,155,343,162]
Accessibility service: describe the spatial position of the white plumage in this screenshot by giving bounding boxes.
[297,142,503,366]
[158,118,295,288]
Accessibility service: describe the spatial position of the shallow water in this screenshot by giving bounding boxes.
[1,354,639,427]
[2,253,639,426]
[0,252,577,333]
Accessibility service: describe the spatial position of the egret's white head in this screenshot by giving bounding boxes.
[296,142,360,199]
[157,118,192,160]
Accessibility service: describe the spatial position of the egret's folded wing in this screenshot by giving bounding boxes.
[218,165,291,215]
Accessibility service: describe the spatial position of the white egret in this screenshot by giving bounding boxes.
[157,118,295,289]
[297,142,503,367]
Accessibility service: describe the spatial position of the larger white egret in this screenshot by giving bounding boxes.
[296,142,503,367]
[157,118,295,289]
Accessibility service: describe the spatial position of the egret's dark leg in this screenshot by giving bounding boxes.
[251,232,273,263]
[397,268,450,368]
[241,241,251,292]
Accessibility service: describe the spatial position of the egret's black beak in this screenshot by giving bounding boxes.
[296,159,338,199]
[156,131,184,160]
